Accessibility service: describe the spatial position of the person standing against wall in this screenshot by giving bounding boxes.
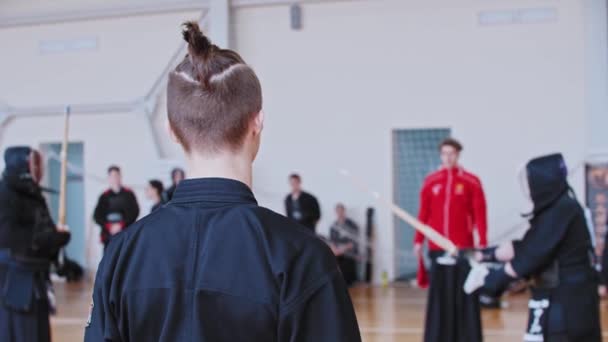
[414,138,488,342]
[93,166,139,250]
[163,167,185,202]
[285,174,321,233]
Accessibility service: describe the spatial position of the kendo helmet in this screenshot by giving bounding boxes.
[520,153,569,216]
[3,146,44,191]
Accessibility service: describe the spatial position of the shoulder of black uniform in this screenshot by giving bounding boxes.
[251,206,336,263]
[121,187,136,194]
[301,191,317,200]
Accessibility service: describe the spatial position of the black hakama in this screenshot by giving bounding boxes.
[424,251,482,342]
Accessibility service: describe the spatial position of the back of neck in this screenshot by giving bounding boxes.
[186,153,253,188]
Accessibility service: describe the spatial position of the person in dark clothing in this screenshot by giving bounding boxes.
[163,167,185,202]
[84,22,360,342]
[285,174,321,233]
[471,153,601,342]
[328,203,359,287]
[601,210,608,296]
[145,179,164,213]
[0,146,71,342]
[93,166,139,250]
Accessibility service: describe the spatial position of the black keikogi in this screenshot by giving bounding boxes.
[0,146,71,342]
[85,178,361,341]
[480,154,601,341]
[284,191,321,233]
[93,186,139,247]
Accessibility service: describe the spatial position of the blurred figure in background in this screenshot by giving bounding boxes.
[145,179,164,213]
[0,147,70,342]
[415,138,487,342]
[163,167,185,202]
[285,173,321,233]
[93,165,139,251]
[328,203,359,287]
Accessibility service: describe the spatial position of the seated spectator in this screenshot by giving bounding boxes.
[329,203,360,287]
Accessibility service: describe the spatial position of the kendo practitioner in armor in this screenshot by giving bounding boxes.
[93,166,139,250]
[0,146,71,342]
[471,153,601,342]
[84,22,360,341]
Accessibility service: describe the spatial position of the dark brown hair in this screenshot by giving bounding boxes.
[107,165,121,174]
[289,173,301,182]
[439,138,463,152]
[148,179,164,197]
[167,21,263,153]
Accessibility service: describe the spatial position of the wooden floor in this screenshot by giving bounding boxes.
[51,281,608,341]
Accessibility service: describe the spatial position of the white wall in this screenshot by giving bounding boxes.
[232,0,589,281]
[0,0,604,282]
[584,0,608,154]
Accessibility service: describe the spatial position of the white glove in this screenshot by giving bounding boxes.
[464,261,489,295]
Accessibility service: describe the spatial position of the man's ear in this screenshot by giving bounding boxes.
[166,119,180,144]
[253,110,264,136]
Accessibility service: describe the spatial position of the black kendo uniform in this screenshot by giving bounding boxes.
[481,154,601,342]
[330,218,360,287]
[0,147,70,342]
[285,191,321,233]
[84,178,360,341]
[93,187,139,249]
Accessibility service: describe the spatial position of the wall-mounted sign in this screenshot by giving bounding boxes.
[39,37,98,55]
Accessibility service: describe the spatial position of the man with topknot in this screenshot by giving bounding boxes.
[84,21,361,342]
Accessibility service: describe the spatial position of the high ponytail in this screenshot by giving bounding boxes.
[182,21,212,60]
[182,21,214,88]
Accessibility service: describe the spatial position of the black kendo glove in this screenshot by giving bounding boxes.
[481,266,517,298]
[476,246,499,263]
[32,230,71,261]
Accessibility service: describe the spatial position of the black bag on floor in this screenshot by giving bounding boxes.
[55,254,84,282]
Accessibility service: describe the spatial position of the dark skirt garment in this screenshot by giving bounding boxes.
[424,251,482,342]
[527,278,601,342]
[336,256,358,287]
[0,298,51,342]
[0,252,51,342]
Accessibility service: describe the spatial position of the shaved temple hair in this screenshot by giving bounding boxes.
[167,21,263,153]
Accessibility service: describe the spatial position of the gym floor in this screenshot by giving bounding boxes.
[50,281,608,341]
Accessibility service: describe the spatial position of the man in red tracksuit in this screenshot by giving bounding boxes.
[414,138,488,342]
[414,139,488,255]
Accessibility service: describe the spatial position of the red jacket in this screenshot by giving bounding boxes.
[414,166,488,251]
